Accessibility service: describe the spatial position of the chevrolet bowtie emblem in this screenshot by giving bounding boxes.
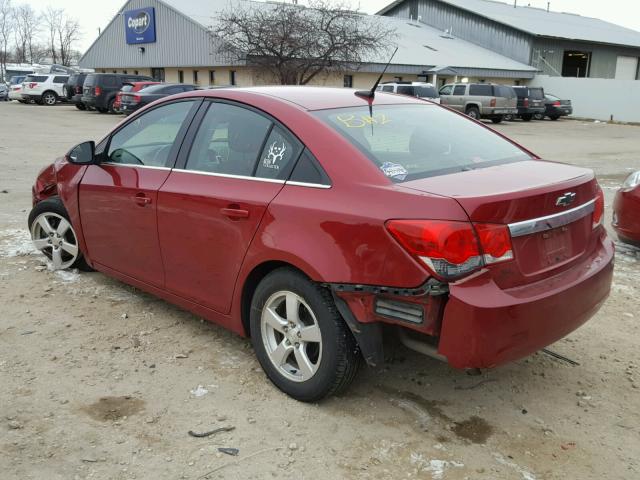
[556,192,577,207]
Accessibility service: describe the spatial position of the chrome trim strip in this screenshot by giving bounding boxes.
[101,162,171,171]
[508,199,595,238]
[171,169,286,184]
[285,180,332,189]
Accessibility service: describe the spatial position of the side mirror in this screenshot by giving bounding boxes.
[67,141,96,165]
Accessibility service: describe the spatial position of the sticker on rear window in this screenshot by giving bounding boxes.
[262,141,287,170]
[380,162,408,180]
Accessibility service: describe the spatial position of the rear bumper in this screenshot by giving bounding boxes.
[437,230,614,368]
[613,188,640,243]
[547,106,573,116]
[517,107,545,115]
[71,94,84,105]
[483,108,518,117]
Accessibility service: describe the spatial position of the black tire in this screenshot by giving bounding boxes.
[250,268,360,401]
[107,97,116,114]
[549,115,560,121]
[75,103,86,111]
[42,91,58,106]
[521,114,532,122]
[491,116,503,124]
[503,114,514,121]
[533,113,544,120]
[465,106,480,120]
[97,107,108,113]
[28,197,93,272]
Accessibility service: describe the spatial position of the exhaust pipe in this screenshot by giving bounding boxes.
[397,328,447,363]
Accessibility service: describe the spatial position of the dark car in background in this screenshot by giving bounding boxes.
[0,83,8,101]
[119,83,198,114]
[63,73,88,110]
[613,171,640,246]
[541,93,573,120]
[113,81,160,113]
[82,73,153,113]
[512,86,545,121]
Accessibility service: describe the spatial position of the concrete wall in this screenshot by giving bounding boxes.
[529,75,640,122]
[531,38,640,79]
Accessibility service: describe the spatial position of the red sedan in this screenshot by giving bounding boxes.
[29,87,613,401]
[613,171,640,245]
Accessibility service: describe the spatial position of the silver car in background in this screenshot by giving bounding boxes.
[438,83,517,123]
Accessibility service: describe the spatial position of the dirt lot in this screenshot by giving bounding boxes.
[1,101,639,480]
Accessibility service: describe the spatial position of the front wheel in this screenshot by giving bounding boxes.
[28,197,92,271]
[250,268,360,401]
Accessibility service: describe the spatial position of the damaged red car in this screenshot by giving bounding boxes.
[29,86,614,401]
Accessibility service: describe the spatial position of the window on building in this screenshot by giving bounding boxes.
[112,70,117,74]
[151,68,165,81]
[123,70,128,74]
[209,70,215,85]
[178,70,184,83]
[343,75,353,88]
[134,70,139,75]
[562,50,591,77]
[193,70,199,85]
[230,70,236,85]
[394,76,403,82]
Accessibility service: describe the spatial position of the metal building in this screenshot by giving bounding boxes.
[378,0,640,80]
[79,0,537,87]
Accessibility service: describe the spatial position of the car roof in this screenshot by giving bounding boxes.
[186,86,424,111]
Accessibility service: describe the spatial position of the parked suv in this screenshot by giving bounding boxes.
[377,82,440,103]
[63,73,88,110]
[21,74,69,105]
[439,83,517,123]
[8,75,27,102]
[82,73,153,113]
[511,86,545,121]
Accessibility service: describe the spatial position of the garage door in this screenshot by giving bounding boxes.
[615,56,639,80]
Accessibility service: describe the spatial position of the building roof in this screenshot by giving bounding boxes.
[378,0,640,48]
[161,0,536,73]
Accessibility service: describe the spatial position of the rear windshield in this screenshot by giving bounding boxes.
[314,104,531,182]
[529,88,544,100]
[121,84,134,92]
[24,75,47,82]
[10,76,25,85]
[496,85,516,98]
[84,74,96,87]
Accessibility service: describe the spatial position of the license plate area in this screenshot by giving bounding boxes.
[540,226,571,267]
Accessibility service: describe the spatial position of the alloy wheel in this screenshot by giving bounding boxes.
[260,290,322,382]
[43,93,56,105]
[30,212,79,269]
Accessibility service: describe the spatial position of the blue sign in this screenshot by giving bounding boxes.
[124,7,156,44]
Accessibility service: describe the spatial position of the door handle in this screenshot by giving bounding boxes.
[133,193,152,206]
[220,206,249,219]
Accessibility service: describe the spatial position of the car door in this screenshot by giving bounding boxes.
[157,101,303,314]
[438,84,453,106]
[79,99,199,286]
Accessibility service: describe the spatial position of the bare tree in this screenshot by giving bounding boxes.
[13,4,38,64]
[57,17,80,66]
[0,0,13,82]
[210,0,395,85]
[42,6,61,64]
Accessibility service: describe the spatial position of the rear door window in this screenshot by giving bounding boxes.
[255,126,302,180]
[53,76,68,84]
[382,85,394,92]
[185,102,272,177]
[452,85,466,95]
[469,84,493,96]
[289,150,331,186]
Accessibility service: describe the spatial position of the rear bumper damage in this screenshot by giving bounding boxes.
[438,231,614,368]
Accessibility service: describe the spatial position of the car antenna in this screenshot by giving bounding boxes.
[355,46,398,99]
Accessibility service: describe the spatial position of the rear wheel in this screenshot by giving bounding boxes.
[521,114,532,122]
[250,268,360,401]
[466,106,480,120]
[42,91,58,106]
[28,197,92,271]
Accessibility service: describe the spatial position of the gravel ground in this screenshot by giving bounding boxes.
[1,101,639,480]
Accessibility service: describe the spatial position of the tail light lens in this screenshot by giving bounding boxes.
[386,220,513,281]
[592,186,604,229]
[95,86,102,96]
[75,85,81,94]
[523,97,529,107]
[132,94,141,103]
[490,98,496,107]
[553,100,561,106]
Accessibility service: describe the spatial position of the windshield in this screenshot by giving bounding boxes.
[314,104,531,182]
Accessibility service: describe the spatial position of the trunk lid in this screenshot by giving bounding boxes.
[400,160,599,287]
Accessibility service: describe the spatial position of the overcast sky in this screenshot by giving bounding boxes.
[17,0,640,54]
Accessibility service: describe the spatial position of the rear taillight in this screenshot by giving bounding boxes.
[592,186,604,229]
[95,86,102,96]
[386,220,513,281]
[490,98,496,107]
[523,98,529,107]
[75,85,81,94]
[29,82,37,88]
[132,94,141,103]
[553,101,561,106]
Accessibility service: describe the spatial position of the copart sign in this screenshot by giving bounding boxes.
[124,7,156,44]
